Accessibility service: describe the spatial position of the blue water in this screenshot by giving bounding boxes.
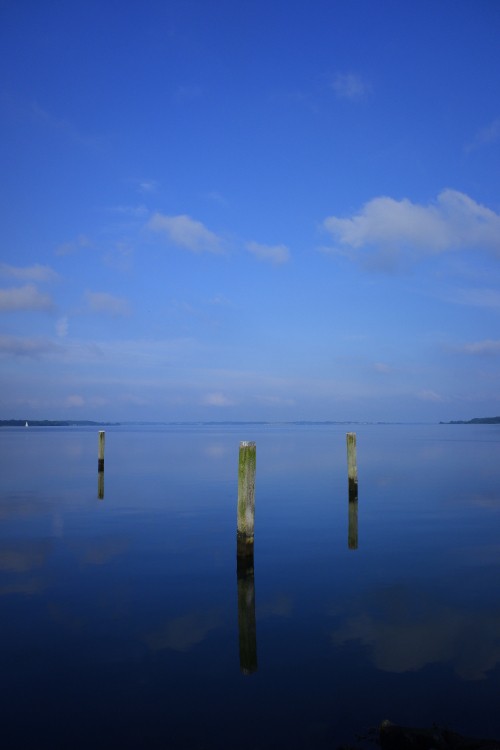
[1,423,500,748]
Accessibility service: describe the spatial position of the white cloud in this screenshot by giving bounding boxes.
[0,334,61,357]
[458,340,500,356]
[323,190,500,269]
[84,291,130,317]
[246,241,290,265]
[0,263,59,282]
[0,284,54,311]
[148,213,223,253]
[331,72,368,100]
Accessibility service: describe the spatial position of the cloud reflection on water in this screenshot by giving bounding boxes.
[144,610,223,652]
[331,585,500,681]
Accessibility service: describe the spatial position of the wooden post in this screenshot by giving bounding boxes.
[98,431,105,472]
[97,431,105,499]
[237,441,256,559]
[346,432,357,494]
[236,441,257,673]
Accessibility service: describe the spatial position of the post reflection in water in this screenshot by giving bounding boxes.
[237,551,258,675]
[348,483,358,550]
[97,470,104,500]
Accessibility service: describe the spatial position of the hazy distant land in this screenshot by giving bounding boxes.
[441,417,500,424]
[0,420,120,427]
[2,417,500,427]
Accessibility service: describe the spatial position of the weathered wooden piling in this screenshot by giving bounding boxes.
[237,441,256,559]
[98,430,105,472]
[346,432,357,493]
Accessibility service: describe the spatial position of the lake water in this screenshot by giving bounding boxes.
[1,423,500,749]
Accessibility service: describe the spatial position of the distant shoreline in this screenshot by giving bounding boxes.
[2,417,499,427]
[440,417,500,424]
[0,420,120,427]
[2,419,417,427]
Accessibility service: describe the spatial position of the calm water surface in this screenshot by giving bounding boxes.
[1,423,500,749]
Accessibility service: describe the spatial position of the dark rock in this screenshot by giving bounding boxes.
[379,720,500,750]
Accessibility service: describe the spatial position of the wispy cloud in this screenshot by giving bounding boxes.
[102,241,134,273]
[148,213,223,254]
[322,190,500,270]
[456,340,500,356]
[246,241,290,265]
[0,264,59,282]
[466,117,500,152]
[56,317,69,338]
[331,72,368,101]
[0,334,61,357]
[138,179,159,193]
[108,204,149,218]
[55,234,91,256]
[0,284,54,312]
[31,102,100,148]
[64,394,85,407]
[374,362,392,374]
[443,287,500,310]
[208,294,231,306]
[205,190,228,206]
[254,395,296,407]
[202,392,235,407]
[60,337,199,367]
[84,291,131,317]
[416,389,444,402]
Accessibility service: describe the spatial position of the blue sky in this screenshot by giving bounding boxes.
[1,0,500,422]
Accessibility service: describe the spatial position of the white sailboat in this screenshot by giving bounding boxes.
[25,421,28,427]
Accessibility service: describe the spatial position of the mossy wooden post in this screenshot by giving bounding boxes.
[236,441,257,673]
[237,441,256,560]
[97,431,105,500]
[346,432,357,494]
[98,431,105,472]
